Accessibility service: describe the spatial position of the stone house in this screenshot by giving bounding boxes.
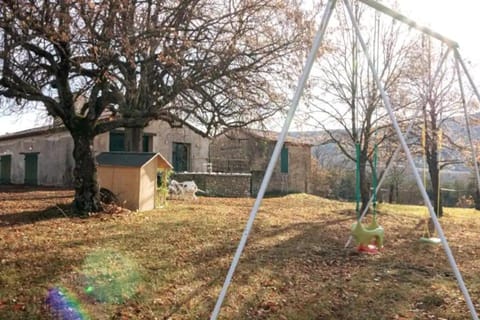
[209,128,313,195]
[0,120,210,186]
[0,122,314,198]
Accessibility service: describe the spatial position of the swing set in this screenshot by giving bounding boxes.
[348,28,469,250]
[210,1,480,319]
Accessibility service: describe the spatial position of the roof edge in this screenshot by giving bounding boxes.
[0,125,67,142]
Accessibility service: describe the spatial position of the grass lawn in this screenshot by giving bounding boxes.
[1,186,480,319]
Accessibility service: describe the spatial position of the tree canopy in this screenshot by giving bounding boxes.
[0,0,318,213]
[1,0,317,134]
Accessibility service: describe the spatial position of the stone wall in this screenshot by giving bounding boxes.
[172,172,251,197]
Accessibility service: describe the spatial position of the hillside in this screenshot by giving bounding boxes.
[289,113,480,173]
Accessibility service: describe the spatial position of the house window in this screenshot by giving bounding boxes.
[109,132,125,151]
[281,146,289,173]
[172,142,190,172]
[109,132,151,152]
[142,135,150,152]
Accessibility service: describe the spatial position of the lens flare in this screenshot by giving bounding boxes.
[45,287,89,320]
[82,248,142,303]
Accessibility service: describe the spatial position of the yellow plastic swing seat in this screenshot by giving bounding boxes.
[351,221,384,249]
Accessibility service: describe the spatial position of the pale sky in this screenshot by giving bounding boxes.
[399,0,480,65]
[1,0,480,135]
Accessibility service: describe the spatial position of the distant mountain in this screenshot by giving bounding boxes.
[289,113,480,173]
[288,130,343,145]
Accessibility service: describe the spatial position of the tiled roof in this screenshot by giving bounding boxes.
[0,125,66,142]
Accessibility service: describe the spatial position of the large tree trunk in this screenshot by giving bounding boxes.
[71,129,101,214]
[431,174,443,217]
[124,127,144,152]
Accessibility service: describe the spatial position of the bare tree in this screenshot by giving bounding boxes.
[406,36,463,218]
[0,0,319,214]
[304,1,416,213]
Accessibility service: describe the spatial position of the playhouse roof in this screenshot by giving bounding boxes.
[96,152,173,169]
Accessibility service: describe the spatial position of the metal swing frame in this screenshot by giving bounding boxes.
[210,1,480,319]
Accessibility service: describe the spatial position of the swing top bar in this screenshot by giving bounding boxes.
[359,0,459,49]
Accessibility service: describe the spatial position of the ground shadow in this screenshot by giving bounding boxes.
[0,204,72,227]
[0,185,71,193]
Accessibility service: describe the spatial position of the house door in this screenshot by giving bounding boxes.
[24,153,38,185]
[172,142,190,172]
[0,155,11,184]
[109,132,151,152]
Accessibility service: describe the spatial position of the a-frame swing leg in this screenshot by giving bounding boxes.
[454,49,480,201]
[209,1,338,319]
[342,0,478,318]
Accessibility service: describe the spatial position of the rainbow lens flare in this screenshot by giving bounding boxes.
[82,248,142,303]
[45,287,89,320]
